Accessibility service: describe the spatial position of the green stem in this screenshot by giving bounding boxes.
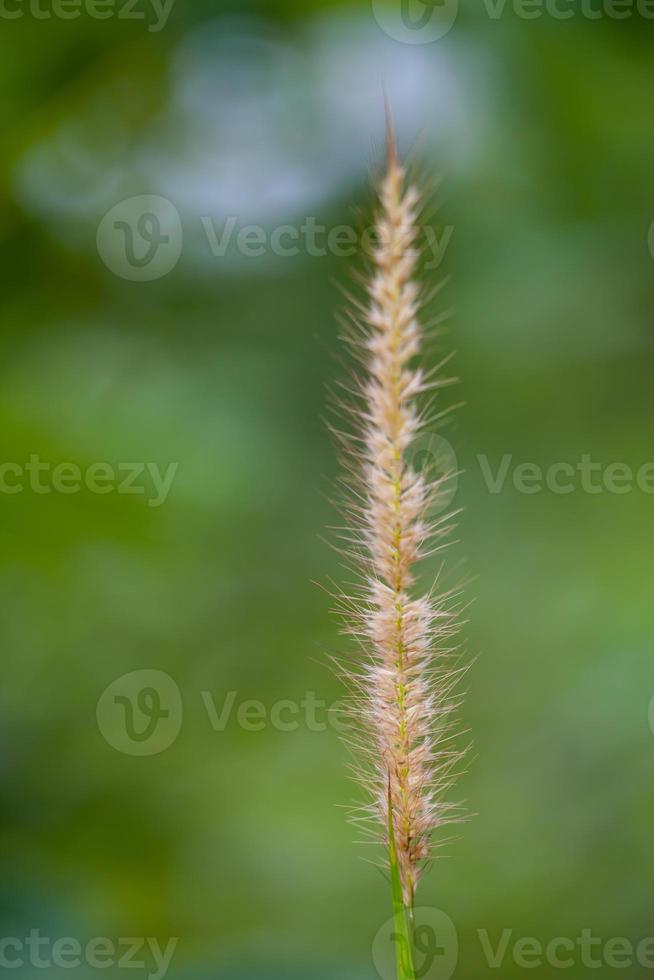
[387,781,415,980]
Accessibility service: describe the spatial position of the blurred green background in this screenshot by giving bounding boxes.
[2,1,654,978]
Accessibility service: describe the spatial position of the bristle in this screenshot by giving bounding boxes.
[331,137,465,907]
[384,98,398,172]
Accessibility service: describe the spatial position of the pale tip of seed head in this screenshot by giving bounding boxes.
[384,96,398,172]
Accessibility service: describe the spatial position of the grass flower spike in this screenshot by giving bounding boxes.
[329,120,466,976]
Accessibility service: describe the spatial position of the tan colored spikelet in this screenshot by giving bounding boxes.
[329,119,467,908]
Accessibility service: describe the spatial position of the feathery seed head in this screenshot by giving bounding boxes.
[331,128,466,907]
